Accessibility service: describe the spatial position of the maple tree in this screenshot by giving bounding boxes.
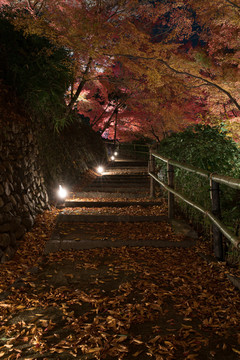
[110,0,240,134]
[1,0,239,141]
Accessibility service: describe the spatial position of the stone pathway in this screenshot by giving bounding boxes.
[44,157,197,254]
[1,157,240,360]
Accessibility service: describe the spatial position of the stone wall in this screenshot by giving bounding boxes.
[0,121,49,263]
[38,119,108,197]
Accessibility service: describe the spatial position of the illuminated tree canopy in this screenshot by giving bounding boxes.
[1,0,239,141]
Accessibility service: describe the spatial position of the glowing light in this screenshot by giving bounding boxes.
[58,185,67,199]
[114,151,118,156]
[111,155,115,161]
[97,166,104,174]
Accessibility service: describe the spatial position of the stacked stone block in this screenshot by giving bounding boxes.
[0,122,49,263]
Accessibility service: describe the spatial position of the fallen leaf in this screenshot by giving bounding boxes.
[232,348,240,355]
[133,350,144,357]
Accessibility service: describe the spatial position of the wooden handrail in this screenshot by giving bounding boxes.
[152,150,240,189]
[149,150,240,260]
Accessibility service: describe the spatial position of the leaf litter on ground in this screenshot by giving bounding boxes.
[0,199,240,359]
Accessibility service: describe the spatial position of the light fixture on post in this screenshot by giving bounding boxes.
[114,151,118,156]
[110,155,115,161]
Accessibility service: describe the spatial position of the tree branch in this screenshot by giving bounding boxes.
[105,53,240,111]
[224,0,240,10]
[157,58,240,111]
[34,0,46,15]
[27,0,45,15]
[150,125,161,143]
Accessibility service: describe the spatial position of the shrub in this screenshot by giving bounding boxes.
[156,124,240,234]
[0,9,73,126]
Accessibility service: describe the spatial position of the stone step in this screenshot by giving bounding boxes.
[68,191,150,199]
[105,166,148,171]
[89,176,150,181]
[86,184,149,188]
[103,168,148,174]
[86,181,149,186]
[99,173,149,178]
[44,238,196,254]
[57,214,168,223]
[107,161,148,167]
[83,187,149,193]
[93,179,149,183]
[111,158,148,162]
[64,201,163,207]
[87,177,149,180]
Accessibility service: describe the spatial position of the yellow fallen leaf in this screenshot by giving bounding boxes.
[87,347,101,353]
[0,303,11,307]
[112,344,128,352]
[193,301,199,308]
[116,335,128,343]
[181,324,192,329]
[149,335,161,344]
[39,319,48,327]
[133,350,144,357]
[232,348,240,355]
[132,338,143,345]
[164,341,173,347]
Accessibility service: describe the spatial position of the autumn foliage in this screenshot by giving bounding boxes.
[0,0,240,141]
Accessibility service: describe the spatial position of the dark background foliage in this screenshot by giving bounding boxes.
[0,10,73,125]
[156,125,240,246]
[157,124,240,176]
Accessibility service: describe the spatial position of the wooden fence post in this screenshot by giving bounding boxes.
[167,162,174,219]
[210,178,224,260]
[149,150,156,198]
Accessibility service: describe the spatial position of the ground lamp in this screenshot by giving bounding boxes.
[58,185,68,201]
[97,165,104,175]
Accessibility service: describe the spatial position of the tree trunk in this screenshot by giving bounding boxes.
[100,106,118,135]
[66,57,92,115]
[91,103,110,127]
[113,109,118,146]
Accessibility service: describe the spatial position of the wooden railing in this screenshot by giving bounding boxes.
[104,141,149,159]
[148,150,240,260]
[118,143,149,159]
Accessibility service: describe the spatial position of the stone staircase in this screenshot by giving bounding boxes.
[67,157,150,199]
[44,156,197,253]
